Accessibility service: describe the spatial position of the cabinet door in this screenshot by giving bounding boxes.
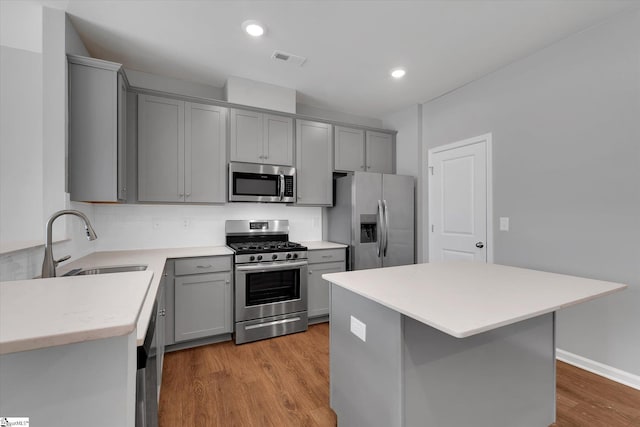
[117,73,127,201]
[296,120,333,206]
[308,261,345,318]
[263,114,293,166]
[185,103,227,203]
[138,95,185,202]
[334,126,365,172]
[68,61,120,202]
[366,131,394,174]
[230,108,263,163]
[174,272,232,342]
[156,277,166,400]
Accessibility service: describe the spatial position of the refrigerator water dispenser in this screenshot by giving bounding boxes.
[360,214,377,243]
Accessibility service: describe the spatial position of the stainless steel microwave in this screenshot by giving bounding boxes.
[228,162,296,203]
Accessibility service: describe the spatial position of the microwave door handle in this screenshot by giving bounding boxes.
[279,173,285,201]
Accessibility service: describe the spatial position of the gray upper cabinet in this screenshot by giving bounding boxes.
[230,108,293,166]
[68,54,128,202]
[366,131,394,174]
[138,94,226,203]
[185,103,227,203]
[296,120,333,206]
[334,126,366,172]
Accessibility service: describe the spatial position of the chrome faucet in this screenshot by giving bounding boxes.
[41,209,98,278]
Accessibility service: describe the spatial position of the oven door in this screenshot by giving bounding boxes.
[235,260,308,322]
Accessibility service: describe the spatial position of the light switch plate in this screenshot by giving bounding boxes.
[350,315,366,342]
[499,217,510,231]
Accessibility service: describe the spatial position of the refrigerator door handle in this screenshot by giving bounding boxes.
[377,200,383,258]
[383,200,389,257]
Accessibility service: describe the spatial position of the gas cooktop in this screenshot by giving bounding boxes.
[228,240,307,255]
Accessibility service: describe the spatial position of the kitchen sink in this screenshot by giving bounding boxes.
[63,265,148,276]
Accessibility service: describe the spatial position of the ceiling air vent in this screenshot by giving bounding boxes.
[271,50,306,67]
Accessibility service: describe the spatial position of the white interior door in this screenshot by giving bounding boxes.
[428,135,491,262]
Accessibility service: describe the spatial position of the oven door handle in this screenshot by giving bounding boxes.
[235,260,308,272]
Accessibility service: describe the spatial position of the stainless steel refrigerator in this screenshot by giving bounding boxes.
[327,172,415,270]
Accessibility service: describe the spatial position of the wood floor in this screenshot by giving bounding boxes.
[159,323,640,427]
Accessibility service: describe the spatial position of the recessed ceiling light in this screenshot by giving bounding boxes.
[242,20,265,37]
[390,68,406,79]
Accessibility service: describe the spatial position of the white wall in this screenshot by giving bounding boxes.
[382,104,423,261]
[420,10,640,378]
[125,68,224,100]
[0,2,44,251]
[296,103,383,129]
[0,7,98,281]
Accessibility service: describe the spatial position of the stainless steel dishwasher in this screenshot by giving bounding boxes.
[136,300,158,427]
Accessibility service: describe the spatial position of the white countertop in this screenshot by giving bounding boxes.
[0,246,233,354]
[300,241,348,250]
[0,271,153,355]
[323,262,627,338]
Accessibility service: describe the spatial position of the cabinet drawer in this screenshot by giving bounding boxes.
[308,248,346,264]
[174,256,231,276]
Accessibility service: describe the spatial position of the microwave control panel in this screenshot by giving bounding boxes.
[284,176,294,197]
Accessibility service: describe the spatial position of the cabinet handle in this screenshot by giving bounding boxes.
[186,193,191,197]
[264,155,269,159]
[196,264,213,269]
[179,193,184,197]
[308,270,313,275]
[225,280,230,284]
[321,255,332,259]
[360,165,365,170]
[258,155,264,159]
[298,195,302,200]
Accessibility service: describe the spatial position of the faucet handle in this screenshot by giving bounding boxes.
[55,255,71,265]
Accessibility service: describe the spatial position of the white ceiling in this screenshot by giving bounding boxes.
[42,0,637,119]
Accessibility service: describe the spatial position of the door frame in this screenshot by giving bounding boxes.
[427,133,494,263]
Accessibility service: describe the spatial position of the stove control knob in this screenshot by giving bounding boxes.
[249,256,255,261]
[272,254,278,260]
[293,253,298,259]
[257,255,263,261]
[286,253,292,259]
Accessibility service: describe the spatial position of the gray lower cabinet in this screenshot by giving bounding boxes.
[296,120,333,206]
[165,256,233,346]
[308,248,346,319]
[68,54,129,202]
[138,94,227,203]
[230,108,294,166]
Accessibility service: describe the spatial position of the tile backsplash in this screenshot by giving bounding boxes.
[0,202,323,281]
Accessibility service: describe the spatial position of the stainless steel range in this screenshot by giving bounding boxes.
[226,220,308,344]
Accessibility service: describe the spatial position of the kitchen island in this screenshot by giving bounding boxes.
[323,262,626,427]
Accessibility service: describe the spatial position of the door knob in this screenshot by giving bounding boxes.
[476,242,484,249]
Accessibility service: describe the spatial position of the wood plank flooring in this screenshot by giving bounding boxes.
[159,323,640,427]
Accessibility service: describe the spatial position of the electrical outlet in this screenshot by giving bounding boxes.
[499,217,510,231]
[350,315,366,342]
[183,219,190,229]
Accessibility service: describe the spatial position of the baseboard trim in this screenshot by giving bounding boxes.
[556,349,640,391]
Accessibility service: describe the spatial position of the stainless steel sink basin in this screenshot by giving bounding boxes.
[63,265,147,276]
